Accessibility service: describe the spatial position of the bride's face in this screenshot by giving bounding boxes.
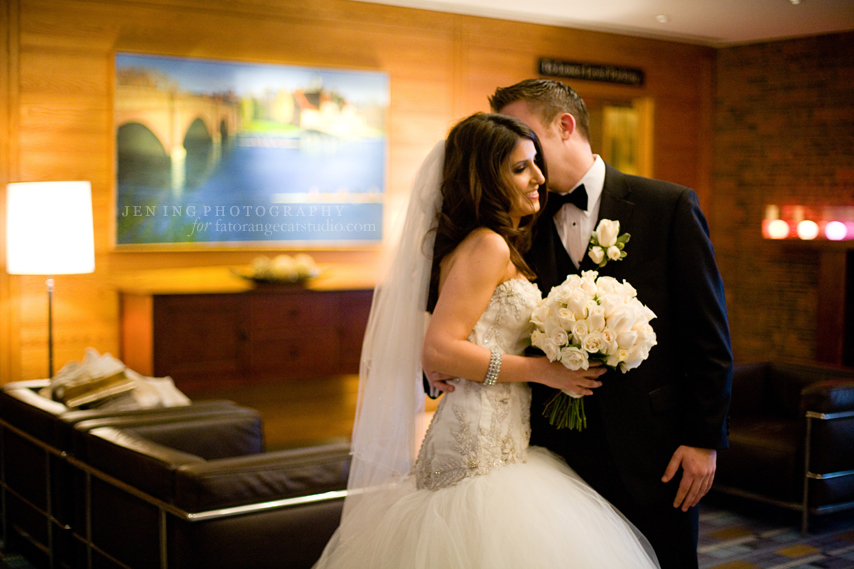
[506,138,545,227]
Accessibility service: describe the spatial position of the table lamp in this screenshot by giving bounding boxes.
[6,181,96,378]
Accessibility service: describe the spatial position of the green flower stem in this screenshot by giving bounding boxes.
[543,391,587,431]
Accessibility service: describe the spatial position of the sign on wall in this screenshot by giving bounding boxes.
[538,57,644,86]
[114,53,388,249]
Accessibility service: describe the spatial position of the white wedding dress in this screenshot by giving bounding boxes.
[313,278,659,569]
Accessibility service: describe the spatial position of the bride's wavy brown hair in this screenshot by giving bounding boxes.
[427,112,548,312]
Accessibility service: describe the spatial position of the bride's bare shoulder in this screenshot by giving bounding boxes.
[440,228,511,283]
[455,228,510,259]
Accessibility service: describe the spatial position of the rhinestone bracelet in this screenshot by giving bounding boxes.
[483,348,502,386]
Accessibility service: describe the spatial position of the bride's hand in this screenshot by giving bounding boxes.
[533,358,606,396]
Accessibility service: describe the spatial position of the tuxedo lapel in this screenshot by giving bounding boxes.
[527,214,578,295]
[580,165,635,275]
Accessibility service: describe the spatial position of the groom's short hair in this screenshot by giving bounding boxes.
[489,79,590,142]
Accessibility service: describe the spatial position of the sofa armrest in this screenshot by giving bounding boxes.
[83,425,206,501]
[74,407,265,501]
[173,443,351,512]
[0,384,68,443]
[757,362,854,419]
[801,380,854,415]
[799,380,854,476]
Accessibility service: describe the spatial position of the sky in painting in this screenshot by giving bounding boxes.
[116,53,389,106]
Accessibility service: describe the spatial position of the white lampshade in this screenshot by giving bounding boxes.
[6,181,95,275]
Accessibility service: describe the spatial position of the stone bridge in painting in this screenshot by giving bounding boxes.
[115,84,241,189]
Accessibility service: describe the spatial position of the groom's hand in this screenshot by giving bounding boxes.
[425,368,457,393]
[661,445,717,512]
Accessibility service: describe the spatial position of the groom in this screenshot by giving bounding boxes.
[489,79,733,569]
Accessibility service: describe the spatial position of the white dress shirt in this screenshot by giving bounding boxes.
[553,155,606,268]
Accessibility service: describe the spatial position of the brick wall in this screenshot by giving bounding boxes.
[712,32,854,363]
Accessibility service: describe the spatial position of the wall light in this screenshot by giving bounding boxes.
[763,204,854,241]
[767,219,790,239]
[825,221,848,241]
[796,220,820,240]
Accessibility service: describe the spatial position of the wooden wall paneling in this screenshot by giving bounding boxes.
[458,17,715,199]
[14,16,116,377]
[3,0,716,380]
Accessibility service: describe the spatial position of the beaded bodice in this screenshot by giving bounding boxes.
[414,278,542,490]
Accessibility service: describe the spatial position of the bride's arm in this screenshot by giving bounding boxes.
[422,230,605,394]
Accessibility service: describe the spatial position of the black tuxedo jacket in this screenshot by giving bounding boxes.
[524,163,733,508]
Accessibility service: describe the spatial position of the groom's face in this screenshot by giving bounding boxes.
[499,101,570,194]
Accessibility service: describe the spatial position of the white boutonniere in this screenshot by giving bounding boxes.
[588,219,630,267]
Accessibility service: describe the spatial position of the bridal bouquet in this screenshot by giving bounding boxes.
[530,270,657,430]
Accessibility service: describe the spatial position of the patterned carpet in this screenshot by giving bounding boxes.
[699,494,854,569]
[2,495,853,568]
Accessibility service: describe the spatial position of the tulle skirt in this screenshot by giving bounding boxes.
[313,446,659,569]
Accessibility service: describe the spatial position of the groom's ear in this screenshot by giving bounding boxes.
[556,113,577,141]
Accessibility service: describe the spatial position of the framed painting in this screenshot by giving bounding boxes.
[114,52,388,248]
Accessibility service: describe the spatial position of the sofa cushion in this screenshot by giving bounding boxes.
[173,443,351,512]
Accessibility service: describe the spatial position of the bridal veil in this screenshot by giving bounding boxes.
[342,140,445,518]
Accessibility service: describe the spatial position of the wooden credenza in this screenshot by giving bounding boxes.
[120,285,373,394]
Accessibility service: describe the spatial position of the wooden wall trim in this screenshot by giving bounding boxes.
[0,0,21,383]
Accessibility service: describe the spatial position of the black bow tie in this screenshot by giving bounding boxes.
[545,184,588,216]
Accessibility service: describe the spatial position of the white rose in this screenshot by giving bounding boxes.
[559,346,589,371]
[531,329,545,349]
[588,246,604,265]
[594,219,620,247]
[580,274,598,297]
[571,320,590,343]
[562,274,583,290]
[557,307,577,328]
[643,305,657,322]
[616,329,639,350]
[543,316,564,345]
[599,293,622,317]
[607,245,622,261]
[620,280,637,300]
[600,328,619,355]
[634,324,657,348]
[596,277,619,294]
[620,345,650,372]
[607,305,636,334]
[567,289,589,319]
[549,283,572,304]
[606,348,629,368]
[549,327,569,347]
[587,304,606,332]
[541,339,562,361]
[582,331,606,355]
[530,303,550,326]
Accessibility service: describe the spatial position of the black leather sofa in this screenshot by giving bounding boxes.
[714,361,854,533]
[1,379,351,569]
[70,417,350,569]
[0,379,258,568]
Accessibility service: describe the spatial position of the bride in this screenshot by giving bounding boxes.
[312,113,660,568]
